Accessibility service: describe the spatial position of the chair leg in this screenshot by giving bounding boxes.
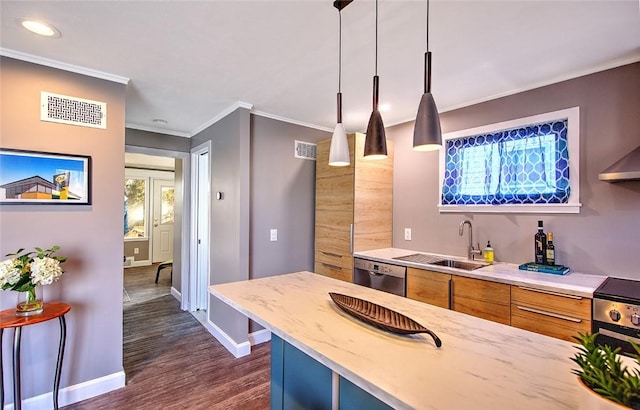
[155,265,162,283]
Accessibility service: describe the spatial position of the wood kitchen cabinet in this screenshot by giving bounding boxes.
[511,286,591,341]
[452,276,511,325]
[406,268,452,309]
[314,133,393,282]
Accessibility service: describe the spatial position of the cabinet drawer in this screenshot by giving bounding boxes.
[406,268,451,309]
[511,286,591,320]
[315,251,352,271]
[452,276,511,325]
[315,260,352,282]
[453,297,511,325]
[512,305,591,342]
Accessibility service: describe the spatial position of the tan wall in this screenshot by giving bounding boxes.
[0,57,126,401]
[124,239,150,261]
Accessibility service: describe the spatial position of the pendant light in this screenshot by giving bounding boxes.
[412,0,442,151]
[329,1,350,167]
[363,0,387,160]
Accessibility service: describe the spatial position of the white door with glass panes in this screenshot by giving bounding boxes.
[152,179,174,263]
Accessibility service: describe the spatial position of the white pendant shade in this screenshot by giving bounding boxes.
[329,122,350,166]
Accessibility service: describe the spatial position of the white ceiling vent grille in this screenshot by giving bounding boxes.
[294,140,316,160]
[41,91,107,129]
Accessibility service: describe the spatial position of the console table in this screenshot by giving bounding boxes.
[0,302,70,410]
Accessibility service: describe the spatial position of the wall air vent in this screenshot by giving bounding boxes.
[294,140,317,160]
[41,91,107,129]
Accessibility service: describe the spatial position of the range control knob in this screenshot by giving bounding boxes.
[609,309,621,322]
[631,313,640,326]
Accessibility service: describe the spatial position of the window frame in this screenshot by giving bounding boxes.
[438,107,581,214]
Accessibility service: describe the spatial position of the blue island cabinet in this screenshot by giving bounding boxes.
[270,334,392,410]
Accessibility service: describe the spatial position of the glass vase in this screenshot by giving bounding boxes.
[16,286,44,316]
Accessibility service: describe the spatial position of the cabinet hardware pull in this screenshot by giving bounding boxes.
[321,252,342,258]
[321,263,343,271]
[599,328,640,345]
[516,305,582,323]
[448,278,453,310]
[517,286,583,300]
[349,224,354,255]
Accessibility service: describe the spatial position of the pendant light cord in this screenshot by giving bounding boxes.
[375,0,378,75]
[339,10,342,92]
[426,0,430,52]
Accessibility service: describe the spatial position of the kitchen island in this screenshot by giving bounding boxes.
[209,271,589,409]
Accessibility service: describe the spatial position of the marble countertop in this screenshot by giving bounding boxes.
[210,271,591,409]
[355,248,608,298]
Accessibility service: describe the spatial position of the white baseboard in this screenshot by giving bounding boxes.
[204,318,251,358]
[170,287,181,301]
[126,260,151,268]
[4,370,125,410]
[249,328,271,346]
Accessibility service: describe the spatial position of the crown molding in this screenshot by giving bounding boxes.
[0,48,130,85]
[250,110,333,133]
[438,56,640,115]
[125,123,191,138]
[190,101,254,136]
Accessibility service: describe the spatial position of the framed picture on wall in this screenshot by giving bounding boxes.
[0,148,92,205]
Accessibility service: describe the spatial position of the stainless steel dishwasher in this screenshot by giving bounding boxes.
[353,257,407,297]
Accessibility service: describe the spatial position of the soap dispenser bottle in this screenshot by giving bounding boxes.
[484,241,494,263]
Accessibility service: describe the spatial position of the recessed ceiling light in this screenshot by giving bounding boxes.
[16,18,61,38]
[152,119,168,125]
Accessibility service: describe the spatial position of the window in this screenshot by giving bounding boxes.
[124,178,147,238]
[439,107,580,213]
[160,186,174,225]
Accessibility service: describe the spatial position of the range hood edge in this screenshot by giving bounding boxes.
[599,145,640,182]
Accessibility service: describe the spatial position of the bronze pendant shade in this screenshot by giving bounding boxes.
[413,0,442,151]
[364,75,387,159]
[363,0,387,159]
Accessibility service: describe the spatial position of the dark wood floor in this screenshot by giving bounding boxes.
[62,265,271,409]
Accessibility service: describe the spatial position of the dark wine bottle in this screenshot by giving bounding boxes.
[534,220,547,264]
[546,232,555,266]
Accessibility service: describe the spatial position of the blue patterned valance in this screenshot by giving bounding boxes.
[441,119,570,206]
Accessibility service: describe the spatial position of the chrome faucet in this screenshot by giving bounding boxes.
[459,220,481,260]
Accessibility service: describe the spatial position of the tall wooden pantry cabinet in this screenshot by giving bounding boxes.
[314,132,394,282]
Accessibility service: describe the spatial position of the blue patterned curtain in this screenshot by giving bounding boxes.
[442,119,570,205]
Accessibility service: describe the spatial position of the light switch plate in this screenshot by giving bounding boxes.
[404,228,412,241]
[270,229,278,242]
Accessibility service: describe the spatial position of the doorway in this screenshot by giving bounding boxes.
[190,141,210,312]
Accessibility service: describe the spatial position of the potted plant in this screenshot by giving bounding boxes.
[571,332,640,409]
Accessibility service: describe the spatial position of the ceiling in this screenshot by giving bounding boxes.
[1,1,639,138]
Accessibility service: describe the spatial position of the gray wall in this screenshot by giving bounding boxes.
[173,157,186,292]
[250,115,329,279]
[389,62,640,280]
[192,110,330,339]
[249,115,330,331]
[192,108,252,343]
[0,57,126,401]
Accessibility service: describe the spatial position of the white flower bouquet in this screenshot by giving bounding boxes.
[1,246,66,314]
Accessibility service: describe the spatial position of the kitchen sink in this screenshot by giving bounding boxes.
[430,259,487,271]
[392,253,488,271]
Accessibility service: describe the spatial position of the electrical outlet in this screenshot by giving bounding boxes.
[134,248,139,254]
[270,229,278,242]
[404,228,412,241]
